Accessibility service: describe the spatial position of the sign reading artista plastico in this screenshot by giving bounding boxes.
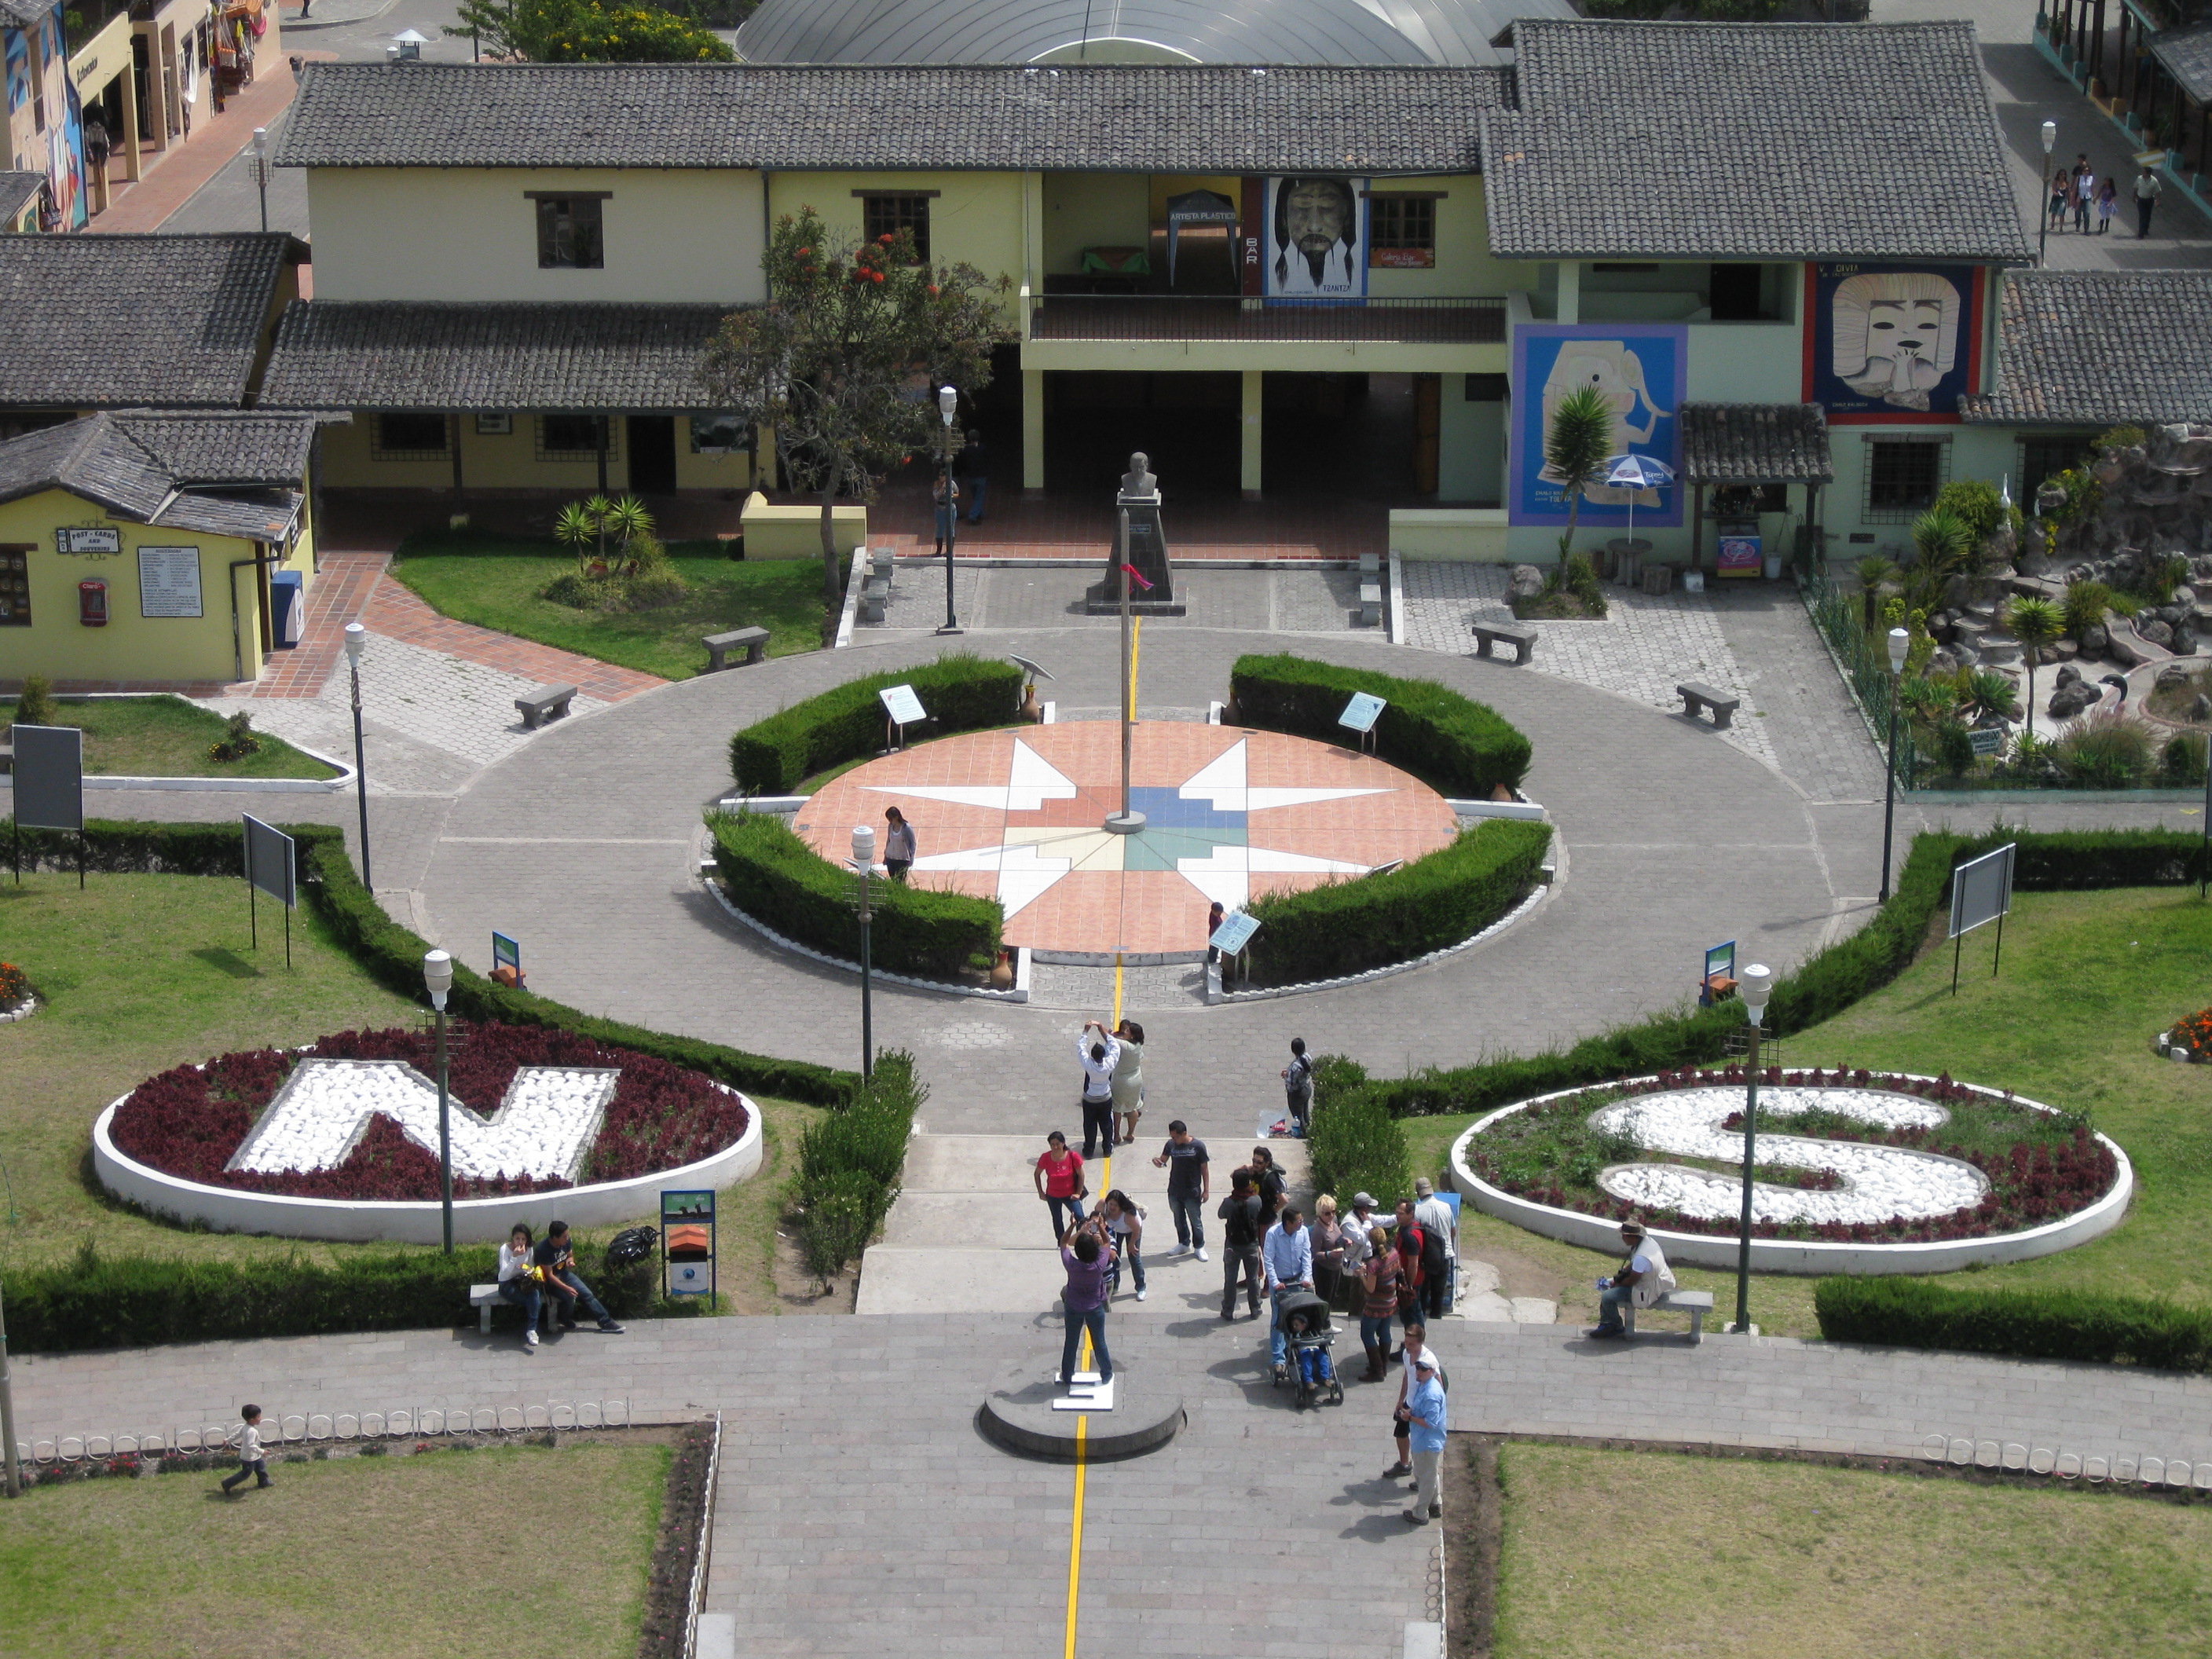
[137,546,203,617]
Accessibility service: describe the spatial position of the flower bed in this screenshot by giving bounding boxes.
[2158,1005,2212,1062]
[0,959,34,1020]
[108,1024,748,1201]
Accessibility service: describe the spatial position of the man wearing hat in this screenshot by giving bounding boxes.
[1401,1351,1448,1525]
[1412,1177,1458,1318]
[1587,1218,1675,1339]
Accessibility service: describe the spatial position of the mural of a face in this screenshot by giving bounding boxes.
[1832,273,1960,412]
[1537,341,1675,505]
[1272,178,1357,291]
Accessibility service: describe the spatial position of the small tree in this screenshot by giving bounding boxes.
[1855,553,1901,632]
[446,0,733,60]
[1544,386,1613,558]
[2007,595,2064,726]
[703,209,1011,640]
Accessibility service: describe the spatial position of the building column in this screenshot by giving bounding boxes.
[118,70,142,182]
[1556,261,1580,324]
[1021,368,1045,493]
[1240,369,1262,501]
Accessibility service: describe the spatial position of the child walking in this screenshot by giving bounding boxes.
[220,1404,273,1496]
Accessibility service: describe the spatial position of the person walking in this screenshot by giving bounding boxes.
[1033,1130,1088,1241]
[2048,167,2071,234]
[882,807,915,884]
[2095,175,2118,234]
[1357,1226,1400,1381]
[2072,162,2096,234]
[1412,1177,1458,1319]
[218,1404,273,1496]
[1110,1018,1145,1148]
[1218,1168,1265,1320]
[1152,1119,1210,1259]
[1100,1188,1147,1302]
[2136,163,2164,238]
[1280,1037,1316,1136]
[1058,1218,1114,1387]
[1383,1320,1439,1480]
[1401,1353,1448,1526]
[956,429,989,524]
[1077,1020,1122,1156]
[1262,1205,1315,1385]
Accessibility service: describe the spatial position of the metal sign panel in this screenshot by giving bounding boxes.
[57,526,122,554]
[661,1188,718,1299]
[493,932,521,972]
[12,724,83,830]
[1948,842,2014,940]
[879,683,927,726]
[137,546,203,617]
[1338,692,1386,734]
[1210,910,1261,955]
[243,815,297,909]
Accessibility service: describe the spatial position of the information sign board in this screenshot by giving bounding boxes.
[137,547,203,617]
[1338,692,1386,734]
[879,683,927,726]
[1209,910,1261,956]
[244,816,297,908]
[661,1188,718,1300]
[57,526,122,555]
[12,725,82,831]
[1948,842,2014,940]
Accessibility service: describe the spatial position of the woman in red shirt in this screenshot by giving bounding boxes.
[1033,1130,1088,1243]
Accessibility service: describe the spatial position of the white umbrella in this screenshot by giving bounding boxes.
[1602,454,1675,548]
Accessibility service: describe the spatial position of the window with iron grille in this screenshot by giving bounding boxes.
[1863,438,1947,521]
[534,196,606,269]
[2019,434,2095,496]
[1369,196,1435,253]
[537,415,617,460]
[372,412,449,460]
[861,194,931,262]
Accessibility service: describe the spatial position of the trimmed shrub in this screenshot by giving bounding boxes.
[729,654,1023,793]
[793,1051,925,1285]
[708,810,1001,981]
[1813,1276,2211,1372]
[1243,819,1551,987]
[1228,654,1533,797]
[1306,1056,1412,1210]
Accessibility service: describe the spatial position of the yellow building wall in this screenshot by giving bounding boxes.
[0,488,291,683]
[305,167,767,303]
[675,424,760,492]
[1043,172,1150,274]
[768,170,1027,309]
[1366,178,1529,298]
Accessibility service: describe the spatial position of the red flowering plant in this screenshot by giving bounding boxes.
[2168,1005,2212,1058]
[108,1024,747,1202]
[0,961,31,1008]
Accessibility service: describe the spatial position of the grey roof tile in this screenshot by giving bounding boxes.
[0,411,315,540]
[2151,20,2212,106]
[1964,269,2212,427]
[1680,402,1833,484]
[273,60,1500,174]
[258,301,738,411]
[1481,20,2033,262]
[0,171,44,222]
[0,233,300,409]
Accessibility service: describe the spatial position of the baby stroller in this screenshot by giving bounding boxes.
[1275,1289,1344,1409]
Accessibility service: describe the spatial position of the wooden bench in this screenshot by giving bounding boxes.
[1357,581,1383,626]
[469,1283,556,1335]
[514,683,577,730]
[1470,621,1539,665]
[1621,1289,1716,1344]
[702,626,770,672]
[1676,681,1740,729]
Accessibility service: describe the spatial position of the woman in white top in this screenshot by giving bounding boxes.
[1099,1188,1148,1302]
[1111,1019,1146,1147]
[497,1223,544,1350]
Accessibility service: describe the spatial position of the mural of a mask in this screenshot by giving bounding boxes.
[1537,340,1674,508]
[1832,273,1961,413]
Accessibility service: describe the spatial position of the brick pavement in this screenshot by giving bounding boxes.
[87,56,308,235]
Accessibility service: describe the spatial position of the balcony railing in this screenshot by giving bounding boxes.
[1026,293,1508,346]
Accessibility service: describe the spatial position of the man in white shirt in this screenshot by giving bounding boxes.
[1412,1177,1457,1316]
[1077,1020,1122,1158]
[1587,1219,1675,1339]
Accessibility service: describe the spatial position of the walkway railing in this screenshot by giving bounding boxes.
[1027,292,1508,344]
[1802,568,1921,788]
[16,1396,638,1468]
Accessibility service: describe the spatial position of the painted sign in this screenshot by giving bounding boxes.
[879,683,926,726]
[1808,264,1982,423]
[1716,535,1762,577]
[137,546,203,617]
[57,526,120,554]
[1263,177,1367,302]
[1509,325,1686,529]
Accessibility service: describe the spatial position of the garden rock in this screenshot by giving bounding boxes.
[2178,584,2199,607]
[1926,648,1961,677]
[2055,663,2082,687]
[2048,679,2101,719]
[2078,622,2109,655]
[1508,565,1545,602]
[2141,619,2174,647]
[2193,694,2212,723]
[2155,662,2194,694]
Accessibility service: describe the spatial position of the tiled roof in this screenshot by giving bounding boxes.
[0,412,314,540]
[1481,20,2033,263]
[1964,269,2212,427]
[258,301,738,411]
[0,171,44,222]
[273,61,1500,174]
[1680,403,1833,484]
[0,233,300,409]
[2152,20,2212,106]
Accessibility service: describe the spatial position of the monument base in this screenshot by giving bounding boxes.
[1103,811,1147,834]
[1082,582,1185,617]
[976,1361,1183,1463]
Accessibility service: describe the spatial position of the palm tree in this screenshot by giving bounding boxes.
[555,500,598,577]
[2006,595,2064,728]
[601,496,656,576]
[583,493,614,573]
[1544,386,1614,558]
[1903,508,1973,616]
[1855,553,1901,632]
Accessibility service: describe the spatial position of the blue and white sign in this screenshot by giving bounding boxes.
[1509,324,1686,529]
[1210,910,1261,956]
[1338,692,1386,734]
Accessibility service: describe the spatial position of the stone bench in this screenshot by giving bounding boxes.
[702,625,770,672]
[514,683,577,731]
[857,576,892,625]
[1621,1289,1716,1344]
[469,1282,556,1335]
[1471,621,1539,665]
[1676,681,1740,729]
[1357,581,1383,626]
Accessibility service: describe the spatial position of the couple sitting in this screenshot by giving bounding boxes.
[496,1220,628,1350]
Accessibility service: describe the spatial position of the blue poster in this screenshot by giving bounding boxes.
[1509,324,1686,529]
[1810,264,1979,422]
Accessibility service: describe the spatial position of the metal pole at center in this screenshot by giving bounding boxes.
[1732,1023,1760,1335]
[1105,511,1145,835]
[859,865,874,1083]
[435,1006,453,1254]
[0,1277,22,1499]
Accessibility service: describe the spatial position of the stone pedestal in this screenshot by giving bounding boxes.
[1086,489,1185,615]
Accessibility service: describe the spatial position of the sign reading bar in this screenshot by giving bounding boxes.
[1338,692,1386,734]
[1210,910,1261,956]
[137,546,203,617]
[56,526,122,555]
[879,683,927,726]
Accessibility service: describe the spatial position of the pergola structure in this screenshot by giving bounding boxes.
[1680,402,1834,573]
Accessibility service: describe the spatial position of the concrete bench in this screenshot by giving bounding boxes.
[469,1282,556,1335]
[702,625,770,672]
[1357,581,1383,626]
[1358,551,1381,576]
[1621,1289,1716,1344]
[514,683,577,730]
[858,575,892,624]
[1676,681,1740,729]
[1470,621,1539,665]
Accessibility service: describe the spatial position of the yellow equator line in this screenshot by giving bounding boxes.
[1063,1137,1112,1657]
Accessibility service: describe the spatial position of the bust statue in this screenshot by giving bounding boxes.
[1119,452,1159,500]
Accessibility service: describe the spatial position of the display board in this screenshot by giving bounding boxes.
[879,683,927,726]
[1338,692,1386,734]
[11,723,82,830]
[1264,176,1367,301]
[244,815,296,908]
[1948,842,2014,939]
[137,546,203,617]
[1509,324,1686,529]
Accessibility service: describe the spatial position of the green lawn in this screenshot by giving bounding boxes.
[0,1439,666,1659]
[2,696,336,779]
[1405,886,2212,1339]
[389,530,831,679]
[1491,1441,2212,1659]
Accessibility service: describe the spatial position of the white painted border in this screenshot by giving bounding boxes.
[1448,1072,2134,1275]
[0,992,35,1024]
[92,1083,763,1245]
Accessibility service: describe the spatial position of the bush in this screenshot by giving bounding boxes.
[1931,478,2020,550]
[1306,1056,1413,1211]
[513,0,734,60]
[1813,1276,2210,1372]
[13,670,57,727]
[729,654,1024,793]
[1243,819,1551,986]
[0,960,28,1006]
[792,1051,925,1285]
[708,809,1001,980]
[208,709,261,762]
[2063,578,2111,639]
[1228,654,1533,797]
[2050,712,2156,789]
[2162,731,2207,786]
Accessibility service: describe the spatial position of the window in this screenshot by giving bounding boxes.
[1864,438,1947,519]
[861,193,932,262]
[2020,434,2095,496]
[1463,373,1510,401]
[0,545,31,626]
[533,195,606,269]
[1368,196,1436,269]
[537,415,616,460]
[372,412,449,460]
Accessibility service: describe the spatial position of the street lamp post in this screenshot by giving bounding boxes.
[2038,119,2058,266]
[1730,961,1774,1337]
[0,1276,20,1499]
[1878,625,1909,904]
[423,950,455,1254]
[936,385,961,635]
[344,623,372,892]
[252,126,269,234]
[850,826,877,1082]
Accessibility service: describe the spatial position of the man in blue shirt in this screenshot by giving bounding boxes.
[1262,1206,1314,1383]
[1401,1353,1447,1525]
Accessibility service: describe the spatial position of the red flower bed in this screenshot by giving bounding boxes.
[0,961,31,1007]
[108,1024,749,1202]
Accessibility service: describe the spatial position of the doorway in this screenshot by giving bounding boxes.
[628,416,676,493]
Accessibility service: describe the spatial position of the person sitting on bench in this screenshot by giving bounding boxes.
[498,1223,548,1350]
[534,1219,626,1335]
[1587,1218,1675,1339]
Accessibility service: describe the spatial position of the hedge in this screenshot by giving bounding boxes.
[1228,654,1532,797]
[729,653,1024,793]
[793,1050,925,1284]
[708,809,1002,981]
[1245,818,1550,987]
[1306,1055,1412,1212]
[1813,1276,2211,1373]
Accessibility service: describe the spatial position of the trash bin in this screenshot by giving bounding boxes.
[268,570,303,649]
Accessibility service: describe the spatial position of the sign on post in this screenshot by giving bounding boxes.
[1338,692,1386,734]
[1700,939,1736,1005]
[243,815,297,967]
[1946,841,2015,994]
[879,683,926,750]
[1210,910,1260,957]
[10,723,84,887]
[492,931,524,991]
[661,1188,718,1302]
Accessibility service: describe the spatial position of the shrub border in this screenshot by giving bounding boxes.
[727,653,1024,793]
[699,866,1024,1001]
[1228,652,1533,797]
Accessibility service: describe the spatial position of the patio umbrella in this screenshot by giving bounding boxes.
[1602,453,1675,548]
